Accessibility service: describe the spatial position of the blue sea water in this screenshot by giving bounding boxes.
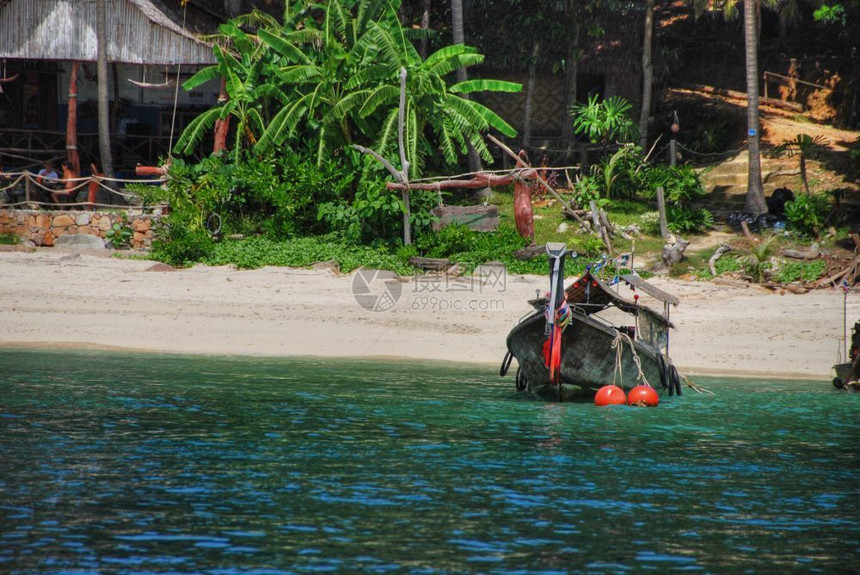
[0,349,857,574]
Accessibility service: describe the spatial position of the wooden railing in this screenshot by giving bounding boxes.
[0,129,202,171]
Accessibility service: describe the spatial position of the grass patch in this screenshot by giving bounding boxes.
[0,233,18,245]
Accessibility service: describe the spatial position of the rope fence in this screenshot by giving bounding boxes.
[0,170,167,212]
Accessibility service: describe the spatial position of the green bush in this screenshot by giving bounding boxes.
[775,258,826,284]
[784,194,830,237]
[202,235,416,275]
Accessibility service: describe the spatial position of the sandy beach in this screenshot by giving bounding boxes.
[1,247,856,381]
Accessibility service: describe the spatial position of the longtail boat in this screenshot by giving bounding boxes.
[500,243,683,402]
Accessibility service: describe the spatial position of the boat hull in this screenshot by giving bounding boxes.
[505,311,674,401]
[832,359,860,391]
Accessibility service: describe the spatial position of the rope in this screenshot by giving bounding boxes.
[675,141,748,159]
[167,1,189,158]
[683,375,714,395]
[611,331,651,388]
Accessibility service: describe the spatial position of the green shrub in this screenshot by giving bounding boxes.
[0,233,18,245]
[202,235,415,275]
[775,259,826,284]
[784,194,830,237]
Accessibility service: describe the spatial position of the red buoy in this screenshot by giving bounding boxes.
[594,385,627,406]
[627,385,660,407]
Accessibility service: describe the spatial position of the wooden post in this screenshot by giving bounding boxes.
[656,186,669,237]
[669,138,677,167]
[397,68,411,245]
[66,61,80,175]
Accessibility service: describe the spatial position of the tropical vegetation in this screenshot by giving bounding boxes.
[110,0,855,288]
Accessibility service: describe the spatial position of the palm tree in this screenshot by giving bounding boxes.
[639,0,655,150]
[691,0,768,215]
[743,0,767,215]
[774,133,826,194]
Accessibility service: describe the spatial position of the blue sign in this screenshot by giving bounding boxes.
[748,128,757,137]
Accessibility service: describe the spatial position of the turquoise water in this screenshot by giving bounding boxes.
[0,349,857,574]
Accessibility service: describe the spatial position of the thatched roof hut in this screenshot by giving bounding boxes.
[0,0,214,65]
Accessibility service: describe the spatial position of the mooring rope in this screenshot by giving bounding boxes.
[611,331,651,389]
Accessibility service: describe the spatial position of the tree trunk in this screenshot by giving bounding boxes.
[561,19,580,157]
[111,62,120,135]
[638,0,655,150]
[65,61,80,175]
[213,78,230,154]
[521,41,540,150]
[419,0,430,60]
[96,0,115,180]
[743,0,767,215]
[451,0,483,181]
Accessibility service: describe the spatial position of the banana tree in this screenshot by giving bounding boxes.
[175,22,282,163]
[255,0,520,175]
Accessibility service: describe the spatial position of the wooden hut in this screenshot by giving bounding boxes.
[0,0,216,173]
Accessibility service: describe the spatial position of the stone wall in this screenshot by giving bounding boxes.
[0,209,158,249]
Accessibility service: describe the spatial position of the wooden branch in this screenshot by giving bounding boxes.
[709,244,732,276]
[487,134,587,227]
[740,220,756,241]
[352,145,404,183]
[385,171,528,191]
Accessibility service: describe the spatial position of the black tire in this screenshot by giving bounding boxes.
[500,351,513,377]
[515,366,527,391]
[670,364,682,396]
[657,352,670,393]
[833,377,845,390]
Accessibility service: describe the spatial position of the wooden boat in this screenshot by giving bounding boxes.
[500,243,682,402]
[832,318,859,391]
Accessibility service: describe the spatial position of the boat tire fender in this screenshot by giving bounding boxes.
[500,351,514,377]
[656,353,670,392]
[515,366,528,391]
[833,376,844,390]
[670,364,682,396]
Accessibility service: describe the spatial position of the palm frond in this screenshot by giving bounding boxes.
[257,29,310,64]
[428,53,484,78]
[330,89,373,120]
[174,107,222,155]
[460,98,518,138]
[256,93,311,151]
[423,44,477,70]
[182,65,220,91]
[358,85,400,118]
[450,79,522,95]
[278,65,324,84]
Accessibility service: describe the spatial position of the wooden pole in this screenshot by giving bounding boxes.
[397,68,411,245]
[65,61,80,175]
[656,186,669,238]
[487,134,588,228]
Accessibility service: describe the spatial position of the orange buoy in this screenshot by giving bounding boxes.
[594,385,627,406]
[627,385,660,407]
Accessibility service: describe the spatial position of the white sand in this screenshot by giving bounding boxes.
[1,248,856,381]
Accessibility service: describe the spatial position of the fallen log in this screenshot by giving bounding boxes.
[781,248,821,260]
[709,244,732,276]
[514,244,546,260]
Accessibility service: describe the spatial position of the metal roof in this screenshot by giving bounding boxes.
[0,0,215,65]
